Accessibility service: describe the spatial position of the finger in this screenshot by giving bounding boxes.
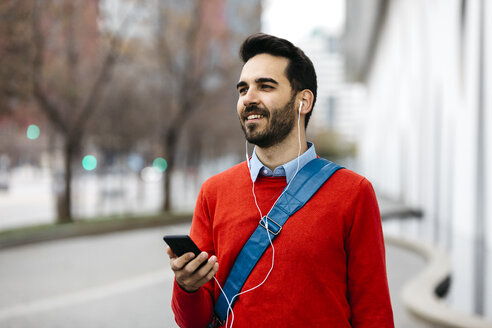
[185,252,209,272]
[171,252,196,271]
[167,247,177,259]
[195,256,218,280]
[197,255,217,275]
[176,258,219,292]
[195,261,219,287]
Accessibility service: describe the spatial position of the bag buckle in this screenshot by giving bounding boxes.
[259,216,282,235]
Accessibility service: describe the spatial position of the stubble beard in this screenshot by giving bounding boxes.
[240,95,297,148]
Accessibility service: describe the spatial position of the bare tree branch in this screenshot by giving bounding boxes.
[64,1,80,110]
[72,37,119,139]
[31,0,69,135]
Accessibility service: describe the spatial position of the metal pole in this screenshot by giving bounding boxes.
[474,0,486,316]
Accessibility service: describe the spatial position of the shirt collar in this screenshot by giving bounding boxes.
[248,142,317,183]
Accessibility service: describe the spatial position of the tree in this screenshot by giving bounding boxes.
[31,0,120,223]
[152,0,261,211]
[0,1,33,117]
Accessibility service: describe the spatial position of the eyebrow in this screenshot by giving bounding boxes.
[236,77,279,89]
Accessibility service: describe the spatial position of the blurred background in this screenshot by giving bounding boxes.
[0,0,490,327]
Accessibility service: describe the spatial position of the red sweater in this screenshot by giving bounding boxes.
[172,161,394,327]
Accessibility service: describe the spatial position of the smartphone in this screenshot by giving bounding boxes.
[163,235,202,257]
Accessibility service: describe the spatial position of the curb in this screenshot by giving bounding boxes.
[385,234,492,328]
[0,213,192,249]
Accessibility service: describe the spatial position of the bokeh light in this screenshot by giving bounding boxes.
[152,157,168,172]
[140,166,162,182]
[26,125,40,140]
[127,153,144,172]
[82,155,97,171]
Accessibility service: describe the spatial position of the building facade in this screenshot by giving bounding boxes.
[345,0,491,320]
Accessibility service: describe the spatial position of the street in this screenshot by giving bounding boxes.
[0,221,433,328]
[0,223,188,328]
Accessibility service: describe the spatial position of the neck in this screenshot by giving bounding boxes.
[255,130,308,171]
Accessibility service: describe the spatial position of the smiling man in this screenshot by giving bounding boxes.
[167,33,394,328]
[237,55,299,150]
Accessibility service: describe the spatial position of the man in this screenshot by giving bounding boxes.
[168,33,394,328]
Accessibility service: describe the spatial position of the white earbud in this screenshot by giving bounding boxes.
[298,100,303,112]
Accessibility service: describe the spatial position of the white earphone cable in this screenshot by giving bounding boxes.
[216,101,303,328]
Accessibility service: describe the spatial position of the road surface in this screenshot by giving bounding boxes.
[0,222,434,327]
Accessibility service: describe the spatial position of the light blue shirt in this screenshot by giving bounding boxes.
[248,142,317,183]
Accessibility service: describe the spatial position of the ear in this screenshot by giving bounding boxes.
[298,89,314,115]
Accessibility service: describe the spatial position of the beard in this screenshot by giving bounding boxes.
[240,94,297,148]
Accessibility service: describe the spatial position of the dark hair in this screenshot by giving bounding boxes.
[239,33,317,128]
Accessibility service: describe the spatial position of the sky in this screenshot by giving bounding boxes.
[261,0,346,43]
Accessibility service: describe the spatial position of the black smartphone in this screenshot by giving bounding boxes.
[163,235,202,257]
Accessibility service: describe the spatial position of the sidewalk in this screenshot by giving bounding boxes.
[386,242,439,328]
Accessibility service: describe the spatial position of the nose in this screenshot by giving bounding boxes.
[241,88,259,107]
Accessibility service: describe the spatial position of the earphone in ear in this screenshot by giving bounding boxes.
[298,100,303,113]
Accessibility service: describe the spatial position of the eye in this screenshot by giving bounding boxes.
[238,87,248,95]
[260,84,274,90]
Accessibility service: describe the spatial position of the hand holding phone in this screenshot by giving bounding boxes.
[164,234,219,293]
[164,235,202,257]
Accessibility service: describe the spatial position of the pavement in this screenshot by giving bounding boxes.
[0,221,440,328]
[386,242,439,328]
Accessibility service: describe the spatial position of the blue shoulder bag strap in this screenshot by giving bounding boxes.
[212,158,343,326]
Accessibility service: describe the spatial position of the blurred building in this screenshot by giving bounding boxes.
[299,31,366,143]
[344,0,491,321]
[293,30,366,167]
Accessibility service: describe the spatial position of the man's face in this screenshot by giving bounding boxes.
[236,54,297,148]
